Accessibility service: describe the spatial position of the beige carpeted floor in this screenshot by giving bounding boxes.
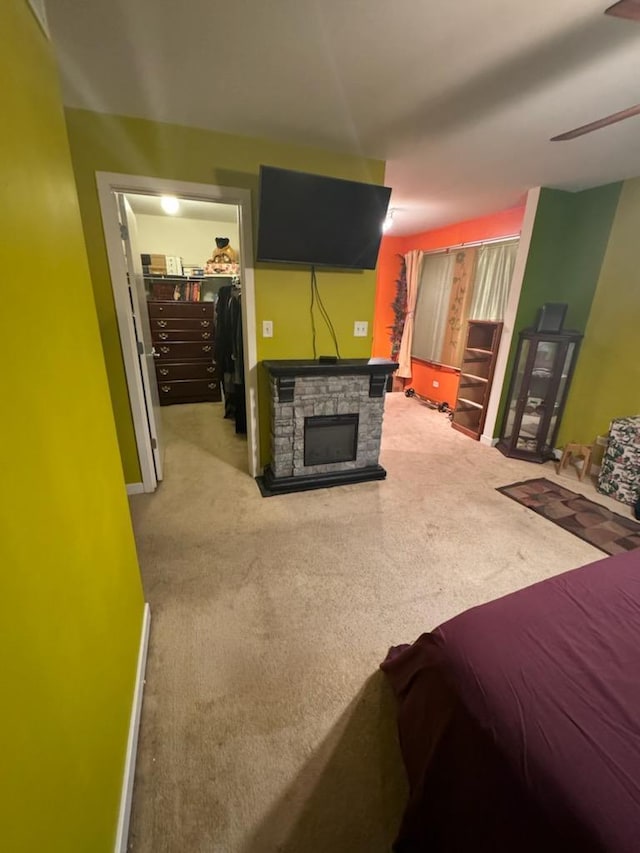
[127,392,623,853]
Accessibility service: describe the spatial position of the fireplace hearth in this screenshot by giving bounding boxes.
[258,358,397,496]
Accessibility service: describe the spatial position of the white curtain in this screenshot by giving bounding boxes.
[469,240,519,321]
[411,252,456,363]
[397,249,424,378]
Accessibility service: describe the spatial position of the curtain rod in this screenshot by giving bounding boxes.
[421,233,520,256]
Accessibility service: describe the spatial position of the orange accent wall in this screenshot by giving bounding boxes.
[373,205,526,402]
[399,206,526,253]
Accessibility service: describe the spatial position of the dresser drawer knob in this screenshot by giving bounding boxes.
[158,306,164,312]
[160,385,171,393]
[208,383,217,390]
[201,332,211,339]
[159,368,169,376]
[200,319,210,327]
[157,320,167,328]
[202,345,212,352]
[158,332,169,340]
[160,346,170,354]
[206,366,215,373]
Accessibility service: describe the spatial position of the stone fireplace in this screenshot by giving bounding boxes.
[258,359,397,496]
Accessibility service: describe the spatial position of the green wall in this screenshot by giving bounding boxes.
[63,109,385,479]
[558,177,640,445]
[494,183,621,434]
[0,3,144,850]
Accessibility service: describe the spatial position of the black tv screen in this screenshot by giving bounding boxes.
[256,166,391,270]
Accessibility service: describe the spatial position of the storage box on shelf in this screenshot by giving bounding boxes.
[452,320,503,440]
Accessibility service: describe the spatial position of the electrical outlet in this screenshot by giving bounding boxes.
[432,380,440,388]
[262,320,273,338]
[353,321,368,337]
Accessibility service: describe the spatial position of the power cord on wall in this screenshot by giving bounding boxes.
[310,265,341,359]
[310,267,318,359]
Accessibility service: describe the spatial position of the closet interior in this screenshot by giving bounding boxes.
[126,193,246,434]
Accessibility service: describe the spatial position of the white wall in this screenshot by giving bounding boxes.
[134,215,240,267]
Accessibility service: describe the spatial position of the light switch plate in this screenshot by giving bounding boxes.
[262,320,273,338]
[354,321,368,337]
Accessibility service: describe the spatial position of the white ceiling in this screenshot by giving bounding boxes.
[125,193,238,222]
[47,0,640,235]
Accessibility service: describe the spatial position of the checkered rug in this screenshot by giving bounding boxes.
[497,477,640,556]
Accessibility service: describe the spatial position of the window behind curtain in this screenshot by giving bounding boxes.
[411,252,456,363]
[411,238,519,368]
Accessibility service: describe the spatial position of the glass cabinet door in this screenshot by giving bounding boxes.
[514,339,559,453]
[502,339,530,443]
[542,341,576,450]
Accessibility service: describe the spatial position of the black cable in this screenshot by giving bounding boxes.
[312,267,342,359]
[310,265,317,359]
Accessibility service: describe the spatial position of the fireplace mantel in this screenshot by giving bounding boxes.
[258,358,398,496]
[262,358,397,377]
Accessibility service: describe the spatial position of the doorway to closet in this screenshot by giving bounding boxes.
[97,173,258,493]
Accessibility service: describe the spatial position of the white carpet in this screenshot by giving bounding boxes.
[127,392,616,852]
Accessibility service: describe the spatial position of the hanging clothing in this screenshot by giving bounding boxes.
[215,284,246,434]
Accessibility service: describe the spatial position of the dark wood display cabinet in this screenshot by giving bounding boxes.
[497,328,582,462]
[148,300,221,405]
[452,320,503,440]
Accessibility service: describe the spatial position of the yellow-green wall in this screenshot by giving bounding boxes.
[494,184,622,435]
[558,176,640,445]
[1,4,144,850]
[63,109,385,480]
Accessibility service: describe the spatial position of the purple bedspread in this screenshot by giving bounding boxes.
[382,549,640,852]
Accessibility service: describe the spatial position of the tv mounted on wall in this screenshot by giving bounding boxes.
[256,166,392,270]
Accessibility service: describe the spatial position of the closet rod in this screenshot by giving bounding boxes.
[421,233,520,256]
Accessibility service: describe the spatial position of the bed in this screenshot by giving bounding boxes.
[381,549,640,852]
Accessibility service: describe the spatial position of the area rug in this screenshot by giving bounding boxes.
[497,478,640,556]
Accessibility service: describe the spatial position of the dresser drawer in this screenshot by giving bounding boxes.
[155,361,218,381]
[157,378,222,405]
[154,341,215,360]
[148,301,214,319]
[149,316,213,332]
[152,328,214,343]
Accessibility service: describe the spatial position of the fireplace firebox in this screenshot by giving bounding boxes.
[304,414,359,466]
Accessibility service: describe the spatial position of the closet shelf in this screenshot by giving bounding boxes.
[143,273,239,281]
[457,397,483,409]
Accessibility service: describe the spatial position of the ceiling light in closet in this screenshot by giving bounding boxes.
[161,195,180,215]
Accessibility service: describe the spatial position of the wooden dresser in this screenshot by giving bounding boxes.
[148,301,221,405]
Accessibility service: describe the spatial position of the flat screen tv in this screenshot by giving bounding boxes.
[256,166,392,270]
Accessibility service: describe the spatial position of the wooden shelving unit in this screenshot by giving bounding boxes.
[451,320,503,440]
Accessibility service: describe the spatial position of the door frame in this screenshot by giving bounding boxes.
[96,172,260,489]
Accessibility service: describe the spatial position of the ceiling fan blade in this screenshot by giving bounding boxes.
[605,0,640,21]
[550,103,640,141]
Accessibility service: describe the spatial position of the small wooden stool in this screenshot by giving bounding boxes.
[556,443,593,481]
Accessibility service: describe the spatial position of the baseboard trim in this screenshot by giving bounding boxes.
[126,483,145,496]
[480,434,499,447]
[114,603,151,853]
[256,463,387,497]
